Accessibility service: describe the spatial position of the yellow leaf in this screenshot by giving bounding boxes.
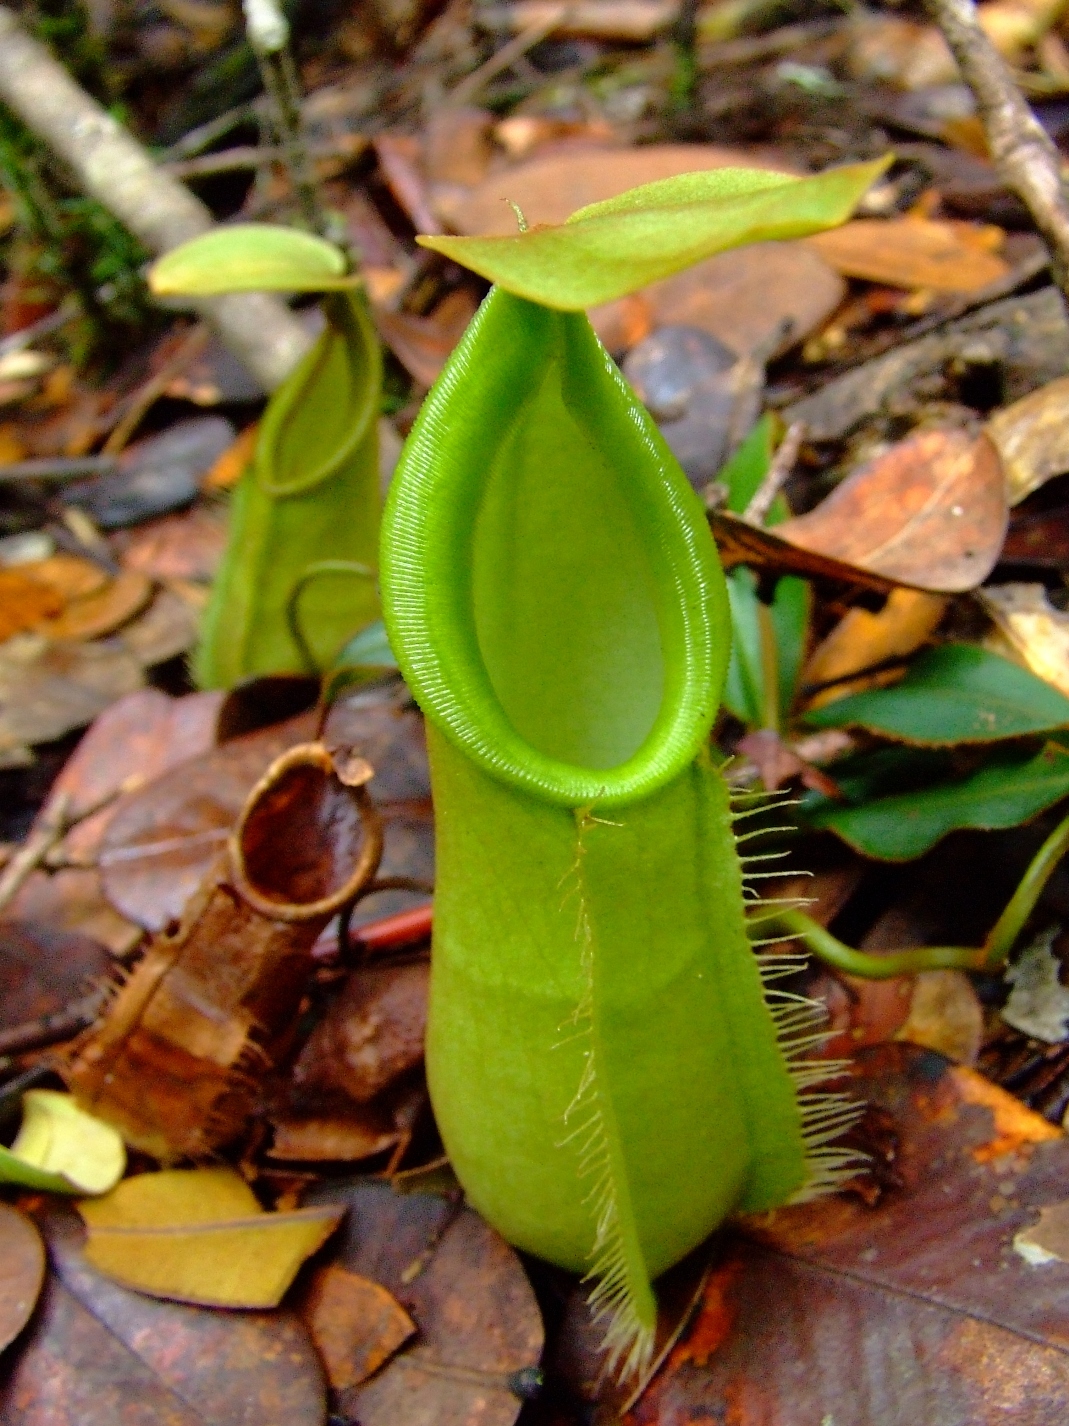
[78,1167,344,1307]
[978,583,1069,699]
[9,1091,125,1195]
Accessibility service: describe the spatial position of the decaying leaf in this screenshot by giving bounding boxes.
[297,1263,416,1391]
[0,634,144,768]
[978,583,1069,699]
[290,960,429,1105]
[1015,1201,1069,1266]
[437,144,790,235]
[565,1045,1069,1426]
[0,1203,46,1353]
[305,1179,544,1426]
[776,427,1008,593]
[77,1168,344,1309]
[804,588,949,703]
[589,242,846,360]
[7,868,143,958]
[807,216,1008,292]
[1003,927,1069,1044]
[36,570,153,642]
[0,920,112,1036]
[895,970,984,1065]
[986,374,1069,505]
[68,743,383,1159]
[2,1201,327,1425]
[0,1091,125,1195]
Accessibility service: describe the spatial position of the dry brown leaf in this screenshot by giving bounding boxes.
[590,242,845,359]
[603,1045,1069,1426]
[439,144,788,235]
[299,1263,416,1391]
[777,426,1008,592]
[804,587,949,702]
[7,868,143,956]
[112,505,228,583]
[0,568,64,640]
[78,1168,344,1309]
[267,1110,403,1162]
[21,553,109,603]
[977,583,1069,698]
[896,969,984,1064]
[423,106,493,188]
[3,1200,327,1425]
[0,634,144,766]
[1015,1200,1069,1264]
[374,290,480,388]
[986,374,1069,504]
[307,1178,544,1426]
[201,422,257,492]
[808,217,1008,292]
[0,1203,46,1353]
[39,570,153,642]
[291,960,429,1105]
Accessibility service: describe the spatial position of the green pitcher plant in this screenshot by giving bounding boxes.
[149,225,381,687]
[380,159,890,1377]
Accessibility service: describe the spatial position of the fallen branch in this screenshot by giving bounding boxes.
[926,0,1069,304]
[0,5,313,391]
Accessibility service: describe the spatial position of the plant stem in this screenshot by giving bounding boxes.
[750,905,988,978]
[750,804,1069,977]
[980,806,1069,967]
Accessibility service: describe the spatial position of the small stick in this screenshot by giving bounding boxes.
[0,987,108,1058]
[0,793,70,915]
[162,139,362,181]
[0,780,132,915]
[742,420,806,526]
[101,323,210,456]
[449,5,572,106]
[0,454,119,484]
[926,0,1069,304]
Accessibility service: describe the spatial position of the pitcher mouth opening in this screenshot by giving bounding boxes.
[381,289,729,810]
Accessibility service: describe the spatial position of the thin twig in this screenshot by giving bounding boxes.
[0,793,70,915]
[0,781,133,915]
[158,101,258,163]
[926,0,1069,304]
[162,139,363,181]
[449,5,572,106]
[0,299,79,359]
[101,323,210,456]
[0,454,119,484]
[742,420,806,526]
[0,988,108,1058]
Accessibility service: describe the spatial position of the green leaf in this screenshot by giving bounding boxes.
[0,1091,125,1195]
[772,574,810,722]
[417,158,890,310]
[322,619,398,702]
[722,568,809,728]
[805,644,1069,745]
[718,414,787,521]
[148,224,356,296]
[195,292,382,687]
[804,741,1069,860]
[723,567,763,727]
